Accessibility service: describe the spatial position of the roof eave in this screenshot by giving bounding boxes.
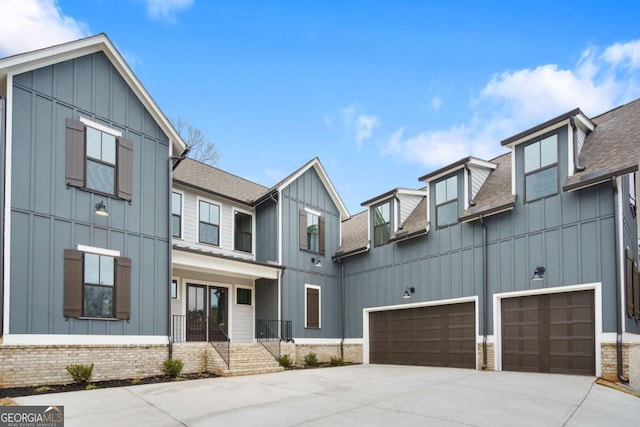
[563,165,638,192]
[501,108,581,147]
[458,201,516,223]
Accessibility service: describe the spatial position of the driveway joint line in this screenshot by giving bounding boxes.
[123,386,189,426]
[561,380,595,427]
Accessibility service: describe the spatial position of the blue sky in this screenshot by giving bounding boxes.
[3,1,640,214]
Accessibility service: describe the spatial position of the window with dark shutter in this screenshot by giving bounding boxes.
[319,216,326,255]
[63,249,83,318]
[299,208,324,254]
[306,286,320,328]
[634,264,640,321]
[115,257,131,320]
[117,136,133,201]
[299,209,307,250]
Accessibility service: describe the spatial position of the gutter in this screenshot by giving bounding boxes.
[480,215,488,369]
[171,147,190,171]
[0,93,5,338]
[612,176,629,383]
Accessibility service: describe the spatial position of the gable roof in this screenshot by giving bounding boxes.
[0,33,187,155]
[361,188,428,207]
[564,98,640,191]
[389,196,429,242]
[501,108,581,147]
[459,152,515,222]
[257,157,350,219]
[418,156,497,183]
[173,158,268,206]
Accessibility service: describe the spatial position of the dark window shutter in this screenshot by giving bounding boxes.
[63,249,83,318]
[115,256,131,320]
[117,136,133,201]
[65,119,85,188]
[299,209,307,250]
[626,254,634,317]
[319,216,326,255]
[634,265,640,321]
[306,287,319,328]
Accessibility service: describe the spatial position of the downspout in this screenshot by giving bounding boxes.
[0,93,5,338]
[167,149,190,360]
[612,176,629,383]
[570,117,585,172]
[480,214,488,369]
[337,256,345,358]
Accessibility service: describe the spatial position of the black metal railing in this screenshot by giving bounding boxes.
[171,315,230,369]
[256,319,293,359]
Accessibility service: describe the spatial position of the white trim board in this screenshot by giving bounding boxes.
[2,334,169,345]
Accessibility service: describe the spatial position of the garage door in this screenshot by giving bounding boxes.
[501,290,595,376]
[369,302,476,368]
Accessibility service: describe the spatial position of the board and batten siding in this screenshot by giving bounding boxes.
[8,52,171,336]
[175,185,253,260]
[342,126,619,338]
[256,200,278,263]
[280,167,342,338]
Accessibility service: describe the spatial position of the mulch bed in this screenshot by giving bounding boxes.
[0,372,218,399]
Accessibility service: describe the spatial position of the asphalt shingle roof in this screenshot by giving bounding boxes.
[335,210,369,258]
[173,158,268,205]
[390,197,428,242]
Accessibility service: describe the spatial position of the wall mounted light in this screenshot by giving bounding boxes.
[311,257,322,268]
[94,201,109,217]
[402,286,415,299]
[531,266,545,281]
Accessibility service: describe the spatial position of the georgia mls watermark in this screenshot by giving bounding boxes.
[0,406,64,427]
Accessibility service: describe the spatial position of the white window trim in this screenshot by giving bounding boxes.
[304,206,322,217]
[172,189,185,239]
[77,244,120,257]
[171,277,179,300]
[232,206,255,254]
[304,284,321,329]
[182,280,233,340]
[79,116,122,137]
[235,284,254,306]
[196,196,221,246]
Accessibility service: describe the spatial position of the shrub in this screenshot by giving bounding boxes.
[131,378,142,385]
[303,352,318,367]
[330,356,344,366]
[161,358,184,378]
[34,386,53,393]
[66,363,94,384]
[85,384,97,390]
[277,354,293,368]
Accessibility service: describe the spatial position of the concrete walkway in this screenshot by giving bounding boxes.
[15,365,640,426]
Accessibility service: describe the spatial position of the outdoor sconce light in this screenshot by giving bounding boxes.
[94,201,109,217]
[402,286,415,299]
[311,257,322,268]
[531,266,546,281]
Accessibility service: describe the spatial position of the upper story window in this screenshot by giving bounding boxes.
[234,211,252,253]
[172,192,182,238]
[299,208,325,255]
[199,200,220,246]
[435,175,458,228]
[373,201,391,246]
[65,118,133,201]
[524,134,558,202]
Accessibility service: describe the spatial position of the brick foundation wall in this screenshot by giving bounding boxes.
[281,343,363,366]
[476,343,494,371]
[602,341,640,388]
[0,344,167,388]
[172,342,208,373]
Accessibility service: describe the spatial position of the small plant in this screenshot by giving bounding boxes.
[34,386,53,393]
[161,358,184,378]
[131,378,142,385]
[85,384,97,390]
[66,363,94,384]
[303,352,318,367]
[277,354,293,368]
[330,356,344,366]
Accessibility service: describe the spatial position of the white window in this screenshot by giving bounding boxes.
[435,175,458,227]
[524,134,558,202]
[199,200,220,246]
[85,125,117,194]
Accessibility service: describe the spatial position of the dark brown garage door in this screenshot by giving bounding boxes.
[501,290,595,376]
[369,302,475,368]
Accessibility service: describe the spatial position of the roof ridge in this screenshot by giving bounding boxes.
[180,157,269,190]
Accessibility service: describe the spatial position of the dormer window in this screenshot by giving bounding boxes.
[373,201,391,246]
[435,175,458,228]
[524,134,558,202]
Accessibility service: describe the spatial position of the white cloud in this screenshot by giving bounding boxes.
[0,0,89,57]
[384,40,640,169]
[338,105,379,146]
[431,97,442,110]
[355,114,380,146]
[144,0,194,22]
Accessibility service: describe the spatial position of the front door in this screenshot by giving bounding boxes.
[186,284,206,341]
[208,287,228,341]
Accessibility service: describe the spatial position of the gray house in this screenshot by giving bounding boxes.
[0,34,187,386]
[336,102,640,385]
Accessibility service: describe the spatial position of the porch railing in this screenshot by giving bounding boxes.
[171,315,230,369]
[256,319,293,359]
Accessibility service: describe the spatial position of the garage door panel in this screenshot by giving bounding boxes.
[501,290,594,376]
[370,302,475,368]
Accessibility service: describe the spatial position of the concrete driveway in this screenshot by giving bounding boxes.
[15,365,640,426]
